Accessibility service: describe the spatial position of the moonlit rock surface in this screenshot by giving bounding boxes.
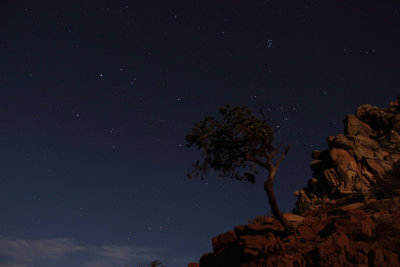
[189,99,400,267]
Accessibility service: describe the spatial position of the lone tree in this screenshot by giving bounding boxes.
[186,105,293,231]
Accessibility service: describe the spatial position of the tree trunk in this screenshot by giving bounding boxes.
[264,170,293,232]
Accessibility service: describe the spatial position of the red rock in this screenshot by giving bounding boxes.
[320,212,328,222]
[257,216,276,224]
[312,149,330,160]
[303,214,314,226]
[328,134,354,150]
[310,160,325,171]
[334,232,350,248]
[340,202,364,211]
[345,247,368,264]
[190,100,400,267]
[382,250,400,265]
[187,263,199,267]
[297,225,315,240]
[247,223,272,232]
[294,99,400,215]
[263,232,278,252]
[199,252,215,267]
[366,158,392,178]
[311,220,325,234]
[356,104,393,131]
[243,247,259,257]
[330,148,358,183]
[358,217,375,239]
[235,221,282,236]
[282,213,304,226]
[393,113,400,133]
[212,230,236,252]
[239,235,267,251]
[345,114,375,137]
[366,249,399,266]
[323,168,339,187]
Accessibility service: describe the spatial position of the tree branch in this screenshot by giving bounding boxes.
[274,145,290,170]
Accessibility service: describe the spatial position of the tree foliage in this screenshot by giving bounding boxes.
[186,105,275,182]
[186,104,293,231]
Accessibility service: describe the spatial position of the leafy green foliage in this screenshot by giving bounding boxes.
[186,105,274,183]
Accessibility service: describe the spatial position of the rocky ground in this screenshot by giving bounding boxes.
[187,98,400,267]
[189,196,400,267]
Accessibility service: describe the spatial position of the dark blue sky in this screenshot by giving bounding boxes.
[0,0,399,266]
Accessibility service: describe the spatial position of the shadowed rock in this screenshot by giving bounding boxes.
[293,98,400,214]
[190,196,400,267]
[188,99,400,267]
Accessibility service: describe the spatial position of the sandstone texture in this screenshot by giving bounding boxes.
[188,98,400,267]
[293,98,400,214]
[194,196,400,267]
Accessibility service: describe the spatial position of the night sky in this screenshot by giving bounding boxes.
[0,1,399,266]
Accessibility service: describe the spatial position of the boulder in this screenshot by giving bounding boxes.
[293,99,400,215]
[355,104,394,131]
[344,114,375,137]
[188,99,400,267]
[189,197,400,267]
[212,231,236,252]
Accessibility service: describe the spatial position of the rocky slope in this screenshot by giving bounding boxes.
[187,98,400,267]
[293,97,400,214]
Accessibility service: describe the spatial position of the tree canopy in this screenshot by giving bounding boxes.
[186,104,293,231]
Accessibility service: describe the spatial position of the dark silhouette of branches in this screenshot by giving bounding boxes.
[186,105,293,232]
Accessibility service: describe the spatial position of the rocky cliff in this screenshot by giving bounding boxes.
[187,98,400,267]
[293,97,400,214]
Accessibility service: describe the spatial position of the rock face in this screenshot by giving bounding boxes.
[293,98,400,214]
[188,98,400,267]
[193,196,400,267]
